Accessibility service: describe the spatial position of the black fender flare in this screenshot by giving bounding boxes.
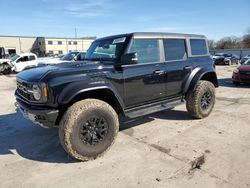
[57,80,125,109]
[183,67,218,94]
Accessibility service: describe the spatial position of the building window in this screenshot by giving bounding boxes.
[58,50,63,54]
[190,39,208,56]
[48,41,53,45]
[49,50,54,54]
[68,41,72,45]
[73,41,78,45]
[58,41,62,45]
[38,42,42,46]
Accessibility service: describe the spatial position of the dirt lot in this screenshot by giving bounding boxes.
[0,65,250,188]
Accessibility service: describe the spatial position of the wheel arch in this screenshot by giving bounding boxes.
[56,87,124,124]
[184,68,218,94]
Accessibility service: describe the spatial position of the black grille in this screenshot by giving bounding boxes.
[16,80,33,101]
[239,71,250,81]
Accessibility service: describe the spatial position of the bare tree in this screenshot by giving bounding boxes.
[242,28,250,48]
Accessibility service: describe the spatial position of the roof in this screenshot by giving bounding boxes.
[96,32,206,41]
[18,53,36,56]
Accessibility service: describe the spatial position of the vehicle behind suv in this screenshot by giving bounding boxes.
[213,53,239,65]
[38,51,86,66]
[0,53,38,74]
[15,32,218,161]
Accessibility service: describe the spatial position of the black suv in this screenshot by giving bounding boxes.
[15,32,218,161]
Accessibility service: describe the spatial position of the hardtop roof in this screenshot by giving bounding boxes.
[96,32,206,41]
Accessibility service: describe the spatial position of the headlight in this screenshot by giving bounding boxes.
[32,84,41,100]
[233,68,239,74]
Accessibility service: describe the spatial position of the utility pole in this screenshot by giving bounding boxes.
[75,28,77,51]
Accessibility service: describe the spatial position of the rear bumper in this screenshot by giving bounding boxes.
[15,98,59,128]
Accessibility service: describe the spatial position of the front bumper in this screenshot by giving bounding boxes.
[232,73,250,84]
[15,98,59,128]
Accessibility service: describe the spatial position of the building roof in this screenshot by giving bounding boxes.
[0,35,96,40]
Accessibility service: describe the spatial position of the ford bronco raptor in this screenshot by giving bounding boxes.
[15,32,218,161]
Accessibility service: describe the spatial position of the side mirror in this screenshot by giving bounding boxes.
[121,52,138,65]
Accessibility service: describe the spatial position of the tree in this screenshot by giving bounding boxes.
[242,28,250,48]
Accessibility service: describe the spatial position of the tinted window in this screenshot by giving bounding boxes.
[164,39,187,61]
[29,55,35,60]
[48,41,53,45]
[129,39,160,64]
[190,39,208,55]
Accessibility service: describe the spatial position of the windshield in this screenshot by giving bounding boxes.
[10,54,20,61]
[61,52,79,61]
[85,37,127,61]
[215,53,224,56]
[244,58,250,65]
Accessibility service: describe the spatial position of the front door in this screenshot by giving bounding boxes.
[122,38,167,107]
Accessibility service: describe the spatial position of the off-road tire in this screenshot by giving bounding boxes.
[59,99,119,161]
[186,81,215,119]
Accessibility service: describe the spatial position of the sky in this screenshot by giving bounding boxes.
[0,0,249,41]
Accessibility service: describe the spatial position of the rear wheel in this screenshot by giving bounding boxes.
[59,99,119,161]
[186,81,215,119]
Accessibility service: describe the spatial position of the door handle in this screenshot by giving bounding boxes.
[154,70,165,75]
[183,66,192,70]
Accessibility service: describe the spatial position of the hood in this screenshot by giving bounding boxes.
[16,61,102,82]
[238,64,250,72]
[0,59,10,63]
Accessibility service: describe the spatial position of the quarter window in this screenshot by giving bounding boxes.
[129,39,160,64]
[190,39,208,56]
[164,39,187,61]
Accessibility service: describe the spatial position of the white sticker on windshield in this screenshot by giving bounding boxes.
[113,37,126,44]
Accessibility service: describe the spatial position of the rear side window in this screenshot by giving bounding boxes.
[129,39,160,64]
[190,39,208,56]
[163,39,187,61]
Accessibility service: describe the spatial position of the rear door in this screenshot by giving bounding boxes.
[28,55,37,66]
[163,38,192,97]
[123,38,167,107]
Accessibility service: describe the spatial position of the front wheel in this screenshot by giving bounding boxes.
[59,99,119,161]
[186,81,215,119]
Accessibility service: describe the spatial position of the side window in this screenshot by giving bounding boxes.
[16,57,23,63]
[190,39,208,56]
[29,55,36,61]
[129,39,160,64]
[23,56,29,62]
[164,39,187,61]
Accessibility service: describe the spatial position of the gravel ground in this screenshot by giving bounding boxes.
[0,65,250,188]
